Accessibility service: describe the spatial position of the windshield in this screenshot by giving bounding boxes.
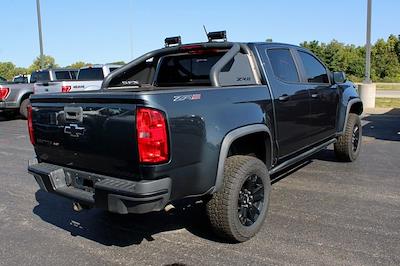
[77,68,104,80]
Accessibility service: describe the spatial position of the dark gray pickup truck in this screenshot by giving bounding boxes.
[27,32,363,242]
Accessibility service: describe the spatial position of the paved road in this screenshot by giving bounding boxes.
[0,111,399,266]
[376,90,400,98]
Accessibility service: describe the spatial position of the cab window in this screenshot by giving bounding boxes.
[267,49,299,83]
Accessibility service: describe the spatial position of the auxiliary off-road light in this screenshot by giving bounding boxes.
[207,30,227,42]
[164,36,182,47]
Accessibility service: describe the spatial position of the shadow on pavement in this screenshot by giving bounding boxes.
[33,190,223,246]
[362,108,400,142]
[0,112,23,122]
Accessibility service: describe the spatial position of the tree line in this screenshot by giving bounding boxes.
[1,34,400,82]
[300,34,400,82]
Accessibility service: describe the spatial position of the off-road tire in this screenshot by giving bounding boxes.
[19,98,30,119]
[334,113,362,162]
[206,155,270,242]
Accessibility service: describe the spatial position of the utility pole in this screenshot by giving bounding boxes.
[36,0,44,69]
[359,0,376,108]
[129,0,134,60]
[364,0,372,83]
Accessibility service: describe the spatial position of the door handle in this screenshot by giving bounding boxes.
[311,93,319,99]
[278,94,289,102]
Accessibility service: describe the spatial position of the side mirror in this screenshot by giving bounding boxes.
[333,71,347,84]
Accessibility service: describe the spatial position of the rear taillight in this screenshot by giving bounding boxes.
[27,105,35,145]
[136,107,169,163]
[0,87,10,100]
[61,85,72,93]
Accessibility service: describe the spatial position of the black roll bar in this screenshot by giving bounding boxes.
[102,42,252,89]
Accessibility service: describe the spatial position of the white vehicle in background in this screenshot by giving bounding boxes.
[12,74,31,83]
[1,69,77,118]
[34,64,122,94]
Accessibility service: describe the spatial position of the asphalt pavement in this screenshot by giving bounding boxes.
[0,110,399,266]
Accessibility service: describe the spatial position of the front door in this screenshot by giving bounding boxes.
[296,50,339,142]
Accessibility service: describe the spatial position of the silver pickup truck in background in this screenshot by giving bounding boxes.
[0,69,77,118]
[34,64,121,94]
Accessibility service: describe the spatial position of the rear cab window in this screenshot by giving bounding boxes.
[78,68,104,80]
[156,53,224,86]
[70,71,78,79]
[13,76,28,83]
[55,71,72,80]
[30,71,50,83]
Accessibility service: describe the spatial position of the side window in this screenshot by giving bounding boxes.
[267,49,299,83]
[298,51,329,83]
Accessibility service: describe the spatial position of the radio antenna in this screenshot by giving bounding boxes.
[203,25,208,40]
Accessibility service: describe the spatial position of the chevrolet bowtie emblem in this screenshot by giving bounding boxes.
[64,124,85,137]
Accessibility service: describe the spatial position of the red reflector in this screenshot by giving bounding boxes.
[61,85,72,93]
[136,107,169,163]
[0,87,10,100]
[27,105,35,145]
[179,44,203,51]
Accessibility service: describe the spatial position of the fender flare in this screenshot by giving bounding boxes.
[212,124,273,193]
[339,98,363,135]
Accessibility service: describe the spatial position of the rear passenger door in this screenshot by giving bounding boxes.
[295,50,339,142]
[259,47,314,157]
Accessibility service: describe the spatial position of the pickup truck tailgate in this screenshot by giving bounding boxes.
[30,93,141,180]
[34,82,64,94]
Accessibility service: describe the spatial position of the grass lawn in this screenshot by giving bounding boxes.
[375,83,400,90]
[375,98,400,108]
[355,83,400,90]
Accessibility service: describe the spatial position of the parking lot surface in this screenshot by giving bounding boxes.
[0,109,399,266]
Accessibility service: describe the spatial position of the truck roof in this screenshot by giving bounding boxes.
[33,68,78,72]
[80,64,123,70]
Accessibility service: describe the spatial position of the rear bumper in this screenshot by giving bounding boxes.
[0,101,18,109]
[28,159,171,214]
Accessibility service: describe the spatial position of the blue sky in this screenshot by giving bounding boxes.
[1,0,399,67]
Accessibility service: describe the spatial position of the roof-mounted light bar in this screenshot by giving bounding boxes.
[165,36,182,47]
[207,31,227,42]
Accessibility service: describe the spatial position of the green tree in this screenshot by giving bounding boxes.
[28,55,58,72]
[300,40,324,59]
[67,61,89,69]
[13,67,29,76]
[109,61,126,65]
[0,62,16,80]
[372,37,400,81]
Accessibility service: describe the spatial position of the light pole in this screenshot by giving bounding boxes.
[36,0,44,69]
[364,0,372,83]
[359,0,376,108]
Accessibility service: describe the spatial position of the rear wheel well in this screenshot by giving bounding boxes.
[19,93,32,105]
[227,132,271,169]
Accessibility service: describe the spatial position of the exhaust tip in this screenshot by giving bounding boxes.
[73,202,83,212]
[164,203,175,213]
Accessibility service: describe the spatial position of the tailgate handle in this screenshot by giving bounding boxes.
[64,107,83,122]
